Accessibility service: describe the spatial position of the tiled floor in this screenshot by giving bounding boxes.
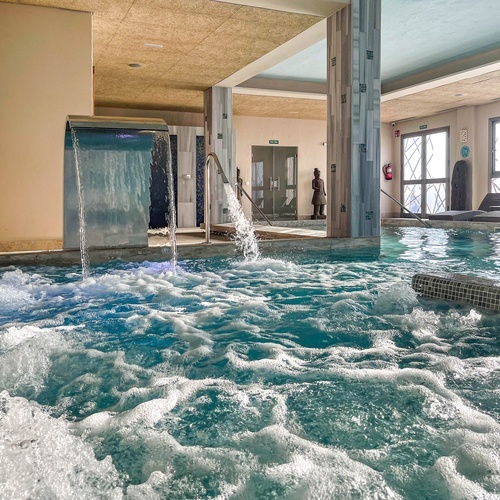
[148,224,327,248]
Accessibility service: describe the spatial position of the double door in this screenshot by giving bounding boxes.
[251,146,297,220]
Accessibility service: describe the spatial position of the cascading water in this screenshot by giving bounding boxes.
[70,129,90,279]
[165,131,177,269]
[152,132,177,269]
[66,118,177,275]
[223,183,260,261]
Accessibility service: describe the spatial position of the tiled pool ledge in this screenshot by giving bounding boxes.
[412,273,500,312]
[383,218,500,231]
[0,236,380,267]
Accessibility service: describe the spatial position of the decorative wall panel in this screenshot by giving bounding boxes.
[327,0,381,238]
[204,87,236,224]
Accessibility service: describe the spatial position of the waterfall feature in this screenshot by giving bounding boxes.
[224,184,260,260]
[152,131,177,268]
[70,129,90,278]
[205,152,260,261]
[64,116,176,273]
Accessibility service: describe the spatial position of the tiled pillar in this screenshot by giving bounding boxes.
[204,86,236,224]
[326,0,381,238]
[170,126,205,228]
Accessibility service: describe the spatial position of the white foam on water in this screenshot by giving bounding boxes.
[331,365,499,435]
[434,456,499,500]
[224,183,260,261]
[0,325,73,396]
[226,344,306,375]
[0,391,122,499]
[441,428,500,494]
[375,281,420,315]
[234,424,402,499]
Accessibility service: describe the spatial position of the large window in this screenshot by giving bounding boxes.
[491,118,500,193]
[401,128,449,217]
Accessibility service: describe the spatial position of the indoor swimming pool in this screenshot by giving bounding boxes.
[0,227,499,499]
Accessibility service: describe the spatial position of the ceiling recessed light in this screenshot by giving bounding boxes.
[129,63,142,68]
[144,43,163,48]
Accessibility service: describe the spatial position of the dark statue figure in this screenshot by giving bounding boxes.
[311,168,326,219]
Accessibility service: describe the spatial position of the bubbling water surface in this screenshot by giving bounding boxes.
[1,227,500,499]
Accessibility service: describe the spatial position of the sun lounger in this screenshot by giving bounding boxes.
[428,210,485,221]
[429,193,500,221]
[471,211,500,222]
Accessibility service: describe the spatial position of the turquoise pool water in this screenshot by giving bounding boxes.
[1,227,499,499]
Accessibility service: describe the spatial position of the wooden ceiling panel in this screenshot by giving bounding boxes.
[15,0,497,122]
[234,94,326,120]
[137,0,242,17]
[382,70,500,123]
[97,47,181,72]
[130,88,204,112]
[109,20,211,49]
[124,4,226,33]
[15,0,98,10]
[187,35,277,66]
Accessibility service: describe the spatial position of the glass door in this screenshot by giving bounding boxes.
[251,146,297,220]
[401,128,448,217]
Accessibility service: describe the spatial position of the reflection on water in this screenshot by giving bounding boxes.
[1,227,499,499]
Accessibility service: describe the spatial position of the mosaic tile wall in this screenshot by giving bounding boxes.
[196,136,205,227]
[170,134,178,226]
[412,273,500,312]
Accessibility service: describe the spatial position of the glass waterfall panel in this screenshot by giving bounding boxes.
[403,136,422,181]
[64,128,154,249]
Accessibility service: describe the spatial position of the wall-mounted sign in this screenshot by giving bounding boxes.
[460,145,470,158]
[460,129,468,143]
[269,140,279,145]
[419,124,427,130]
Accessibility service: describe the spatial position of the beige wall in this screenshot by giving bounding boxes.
[0,3,92,251]
[233,115,327,218]
[380,123,396,217]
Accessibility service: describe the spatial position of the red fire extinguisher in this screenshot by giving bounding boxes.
[383,163,393,180]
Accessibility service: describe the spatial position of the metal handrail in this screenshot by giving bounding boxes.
[205,152,230,244]
[380,188,431,228]
[236,183,273,226]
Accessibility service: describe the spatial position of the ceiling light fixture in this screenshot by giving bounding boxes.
[129,63,142,68]
[144,43,163,48]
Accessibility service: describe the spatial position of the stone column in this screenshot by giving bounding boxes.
[326,0,381,238]
[204,86,236,224]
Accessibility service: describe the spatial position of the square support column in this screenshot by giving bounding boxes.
[204,86,236,224]
[326,0,381,238]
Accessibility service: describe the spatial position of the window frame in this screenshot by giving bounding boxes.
[489,117,500,193]
[400,127,450,217]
